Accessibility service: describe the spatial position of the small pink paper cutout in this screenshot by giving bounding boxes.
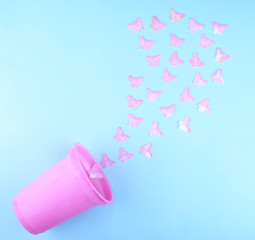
[189,52,204,67]
[170,8,185,23]
[140,142,153,158]
[170,33,185,48]
[160,104,175,118]
[180,87,194,102]
[100,153,115,169]
[215,48,230,63]
[169,51,184,66]
[200,34,215,49]
[149,121,163,136]
[118,147,134,163]
[128,75,144,88]
[178,117,191,133]
[211,69,225,84]
[146,55,161,67]
[128,95,143,110]
[151,16,166,31]
[128,17,143,33]
[147,88,161,102]
[193,72,208,87]
[88,163,103,179]
[212,21,227,35]
[197,98,211,114]
[114,127,130,142]
[162,68,177,83]
[139,36,154,51]
[189,18,204,33]
[128,113,143,128]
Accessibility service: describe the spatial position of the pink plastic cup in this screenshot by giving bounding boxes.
[13,143,114,235]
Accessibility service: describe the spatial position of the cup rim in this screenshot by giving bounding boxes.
[73,143,114,205]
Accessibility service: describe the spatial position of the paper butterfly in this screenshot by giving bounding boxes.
[178,117,191,133]
[139,36,154,51]
[88,163,103,179]
[148,121,163,136]
[114,127,130,142]
[160,104,175,118]
[128,113,143,128]
[212,21,227,35]
[151,16,166,31]
[146,55,161,67]
[128,95,143,110]
[200,34,215,49]
[118,147,134,163]
[140,142,153,158]
[189,17,204,33]
[211,69,225,84]
[215,48,230,63]
[146,88,161,102]
[100,153,115,169]
[193,72,208,87]
[128,75,144,88]
[197,98,211,114]
[170,33,185,48]
[180,87,194,102]
[170,8,185,23]
[162,68,177,83]
[128,17,143,33]
[169,51,184,66]
[189,52,204,67]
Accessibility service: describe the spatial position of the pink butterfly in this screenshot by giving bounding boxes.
[128,75,144,88]
[140,142,153,158]
[151,16,166,31]
[114,127,130,142]
[189,52,204,67]
[215,48,230,63]
[128,113,143,128]
[211,69,225,84]
[146,55,161,67]
[128,95,143,109]
[170,33,185,48]
[146,88,161,102]
[169,51,184,66]
[160,104,175,118]
[212,21,227,35]
[128,17,143,33]
[88,163,103,179]
[197,98,211,114]
[189,17,204,33]
[193,72,208,87]
[200,34,215,49]
[170,8,185,23]
[118,147,134,163]
[178,117,191,133]
[139,36,154,51]
[180,87,194,102]
[162,68,177,83]
[148,121,163,136]
[100,153,115,169]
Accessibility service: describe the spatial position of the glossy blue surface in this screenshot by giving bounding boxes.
[1,0,255,239]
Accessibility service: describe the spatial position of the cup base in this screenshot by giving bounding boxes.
[13,198,38,235]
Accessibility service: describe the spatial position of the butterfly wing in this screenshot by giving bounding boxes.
[180,87,194,102]
[128,17,143,32]
[179,118,191,133]
[128,113,143,127]
[88,163,103,179]
[140,142,153,158]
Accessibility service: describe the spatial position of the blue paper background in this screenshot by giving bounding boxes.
[1,0,255,239]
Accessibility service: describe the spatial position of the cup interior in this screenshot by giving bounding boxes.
[74,143,114,204]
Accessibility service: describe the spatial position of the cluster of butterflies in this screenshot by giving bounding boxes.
[88,9,230,178]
